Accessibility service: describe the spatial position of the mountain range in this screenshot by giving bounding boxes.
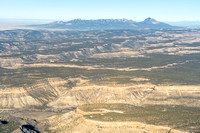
[29,17,180,30]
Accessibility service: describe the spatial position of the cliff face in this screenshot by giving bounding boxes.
[0,87,40,108]
[48,86,153,108]
[1,78,200,109]
[0,78,68,108]
[48,85,200,108]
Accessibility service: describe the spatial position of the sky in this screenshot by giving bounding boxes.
[0,0,200,22]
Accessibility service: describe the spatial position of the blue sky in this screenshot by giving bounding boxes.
[0,0,199,21]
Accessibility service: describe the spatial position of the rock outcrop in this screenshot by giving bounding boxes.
[45,110,186,133]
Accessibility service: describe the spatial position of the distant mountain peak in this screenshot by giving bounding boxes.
[143,17,160,24]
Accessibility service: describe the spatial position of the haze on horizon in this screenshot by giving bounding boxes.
[0,0,200,22]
